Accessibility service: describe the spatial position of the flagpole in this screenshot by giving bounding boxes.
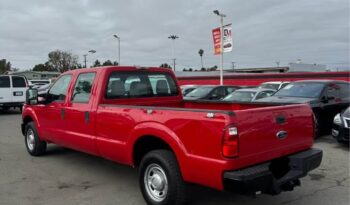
[220,16,224,85]
[213,10,226,85]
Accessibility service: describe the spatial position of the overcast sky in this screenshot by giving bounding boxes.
[0,0,349,71]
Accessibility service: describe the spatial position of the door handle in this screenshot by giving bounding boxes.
[85,111,90,123]
[60,109,65,120]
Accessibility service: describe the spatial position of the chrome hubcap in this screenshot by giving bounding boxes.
[144,163,168,202]
[26,129,35,151]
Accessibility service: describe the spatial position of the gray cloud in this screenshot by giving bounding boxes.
[0,0,349,70]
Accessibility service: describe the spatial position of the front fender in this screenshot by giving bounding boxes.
[22,105,43,138]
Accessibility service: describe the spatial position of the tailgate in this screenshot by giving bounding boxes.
[234,104,314,167]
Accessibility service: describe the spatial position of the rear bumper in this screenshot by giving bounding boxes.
[223,148,322,195]
[0,102,24,107]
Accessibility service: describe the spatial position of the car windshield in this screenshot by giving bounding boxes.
[186,87,214,97]
[223,91,256,102]
[274,83,324,98]
[260,83,280,90]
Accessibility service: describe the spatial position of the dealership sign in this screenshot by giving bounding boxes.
[212,24,232,55]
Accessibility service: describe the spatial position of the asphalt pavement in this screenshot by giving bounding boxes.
[0,109,349,205]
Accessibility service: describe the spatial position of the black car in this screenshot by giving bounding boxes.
[257,80,350,135]
[332,107,349,144]
[184,85,240,100]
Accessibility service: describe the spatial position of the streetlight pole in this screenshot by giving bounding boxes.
[113,35,120,65]
[168,35,179,71]
[213,10,226,85]
[83,50,96,68]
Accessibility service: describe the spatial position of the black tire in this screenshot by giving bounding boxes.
[24,122,47,156]
[139,150,186,205]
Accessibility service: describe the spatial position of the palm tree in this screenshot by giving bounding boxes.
[198,49,204,69]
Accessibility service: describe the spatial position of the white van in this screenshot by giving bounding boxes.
[0,75,28,111]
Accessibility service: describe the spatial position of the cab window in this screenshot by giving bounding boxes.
[48,75,72,102]
[71,73,96,103]
[106,72,178,99]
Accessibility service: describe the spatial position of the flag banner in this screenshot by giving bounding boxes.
[222,24,232,53]
[212,24,232,55]
[212,27,221,55]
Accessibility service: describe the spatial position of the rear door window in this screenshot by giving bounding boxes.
[0,76,10,88]
[71,73,96,103]
[12,76,26,88]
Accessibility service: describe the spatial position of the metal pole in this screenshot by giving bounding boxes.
[220,16,224,85]
[84,54,87,68]
[171,41,175,71]
[118,37,120,65]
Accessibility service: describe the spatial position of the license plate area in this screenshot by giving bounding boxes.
[13,91,23,96]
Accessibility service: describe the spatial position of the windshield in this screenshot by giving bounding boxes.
[274,83,325,98]
[186,87,214,97]
[260,83,280,90]
[223,91,256,102]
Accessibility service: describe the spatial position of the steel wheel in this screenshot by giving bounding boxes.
[144,163,169,202]
[26,128,35,151]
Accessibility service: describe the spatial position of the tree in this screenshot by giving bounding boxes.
[33,63,51,71]
[47,50,79,73]
[160,63,172,69]
[0,59,11,74]
[200,67,206,71]
[93,60,101,67]
[198,49,204,69]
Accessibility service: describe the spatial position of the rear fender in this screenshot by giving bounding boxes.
[126,122,190,179]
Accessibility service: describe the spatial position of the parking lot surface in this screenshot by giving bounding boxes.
[0,110,349,205]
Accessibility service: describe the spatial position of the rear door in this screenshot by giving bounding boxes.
[0,76,11,104]
[11,76,27,103]
[64,72,98,155]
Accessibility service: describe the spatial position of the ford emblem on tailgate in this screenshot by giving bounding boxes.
[276,131,288,140]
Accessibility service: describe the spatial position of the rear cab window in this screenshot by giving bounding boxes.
[105,71,178,99]
[0,76,10,88]
[12,76,27,88]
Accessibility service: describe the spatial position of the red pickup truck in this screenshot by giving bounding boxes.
[22,66,322,205]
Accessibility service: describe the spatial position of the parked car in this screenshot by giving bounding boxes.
[222,88,275,102]
[257,80,350,135]
[180,85,200,96]
[184,85,240,100]
[332,106,349,144]
[0,75,28,111]
[259,81,290,91]
[22,66,322,205]
[29,79,51,89]
[37,83,52,95]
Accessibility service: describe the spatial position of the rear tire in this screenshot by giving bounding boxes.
[24,122,47,156]
[139,150,186,205]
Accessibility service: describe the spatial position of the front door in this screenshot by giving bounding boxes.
[36,74,72,144]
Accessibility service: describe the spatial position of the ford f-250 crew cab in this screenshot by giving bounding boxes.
[22,66,322,205]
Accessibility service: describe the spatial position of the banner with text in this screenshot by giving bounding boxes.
[212,24,232,55]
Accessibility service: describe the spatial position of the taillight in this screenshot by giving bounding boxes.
[222,126,239,158]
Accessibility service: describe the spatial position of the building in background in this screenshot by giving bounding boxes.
[11,71,60,80]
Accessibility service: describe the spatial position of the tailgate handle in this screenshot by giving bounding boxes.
[276,115,286,124]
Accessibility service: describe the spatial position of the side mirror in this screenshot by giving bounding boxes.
[26,89,38,105]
